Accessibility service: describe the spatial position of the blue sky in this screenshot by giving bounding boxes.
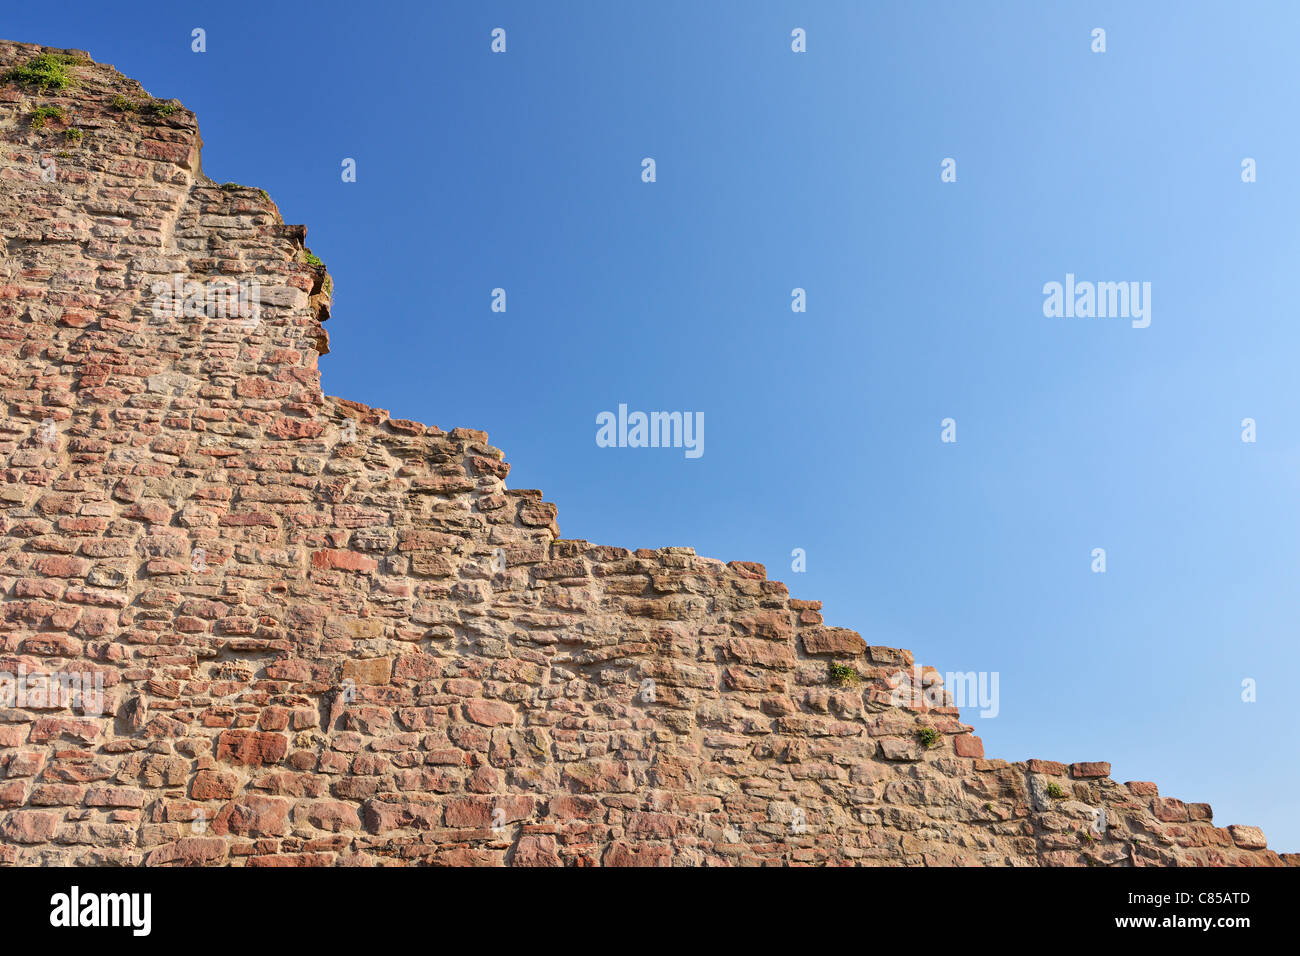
[11,1,1298,850]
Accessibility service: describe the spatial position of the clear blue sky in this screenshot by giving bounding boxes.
[11,1,1298,851]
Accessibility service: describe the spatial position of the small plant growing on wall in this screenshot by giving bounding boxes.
[29,105,64,130]
[3,53,83,92]
[1044,782,1066,800]
[917,726,940,748]
[828,662,860,686]
[144,98,178,117]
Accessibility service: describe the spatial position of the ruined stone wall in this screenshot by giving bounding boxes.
[0,40,1287,866]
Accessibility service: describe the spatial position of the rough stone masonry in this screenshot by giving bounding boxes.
[0,40,1290,866]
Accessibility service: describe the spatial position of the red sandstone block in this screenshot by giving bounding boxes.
[32,555,90,578]
[513,834,562,867]
[470,455,510,478]
[464,699,515,726]
[425,748,465,766]
[725,638,795,670]
[55,517,105,533]
[0,810,58,844]
[867,645,906,666]
[1027,759,1068,776]
[268,417,325,439]
[144,837,229,866]
[16,579,64,600]
[727,560,766,580]
[879,739,922,762]
[1228,825,1267,849]
[123,502,171,524]
[28,784,83,806]
[562,760,635,794]
[363,800,440,834]
[411,476,475,495]
[602,842,671,867]
[266,659,314,681]
[29,719,100,744]
[954,735,984,758]
[22,635,83,656]
[1070,761,1110,779]
[302,801,361,833]
[216,730,287,767]
[311,549,377,572]
[1155,797,1189,822]
[444,795,533,828]
[85,786,146,808]
[220,512,276,527]
[548,538,590,561]
[258,707,290,731]
[1127,781,1159,796]
[138,139,193,165]
[191,769,238,800]
[532,558,588,580]
[518,500,558,529]
[801,627,866,656]
[303,836,352,854]
[212,795,291,837]
[342,657,391,685]
[73,609,117,638]
[397,530,461,551]
[235,377,289,399]
[145,559,188,575]
[247,853,336,867]
[626,812,683,840]
[548,795,604,821]
[5,752,43,778]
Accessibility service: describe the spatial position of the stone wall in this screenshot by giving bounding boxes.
[0,40,1288,866]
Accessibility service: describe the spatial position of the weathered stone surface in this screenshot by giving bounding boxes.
[144,837,229,867]
[0,811,58,844]
[341,658,392,686]
[211,795,291,837]
[0,38,1285,869]
[1071,761,1111,779]
[464,700,514,726]
[312,550,378,573]
[801,627,866,656]
[216,731,287,767]
[191,770,239,801]
[1228,825,1267,849]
